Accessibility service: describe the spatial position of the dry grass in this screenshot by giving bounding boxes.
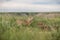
[0,13,60,40]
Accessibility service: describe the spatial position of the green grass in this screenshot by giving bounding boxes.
[0,14,60,40]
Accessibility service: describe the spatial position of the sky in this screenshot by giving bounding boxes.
[0,0,60,12]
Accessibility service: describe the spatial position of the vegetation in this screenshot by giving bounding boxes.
[0,12,60,40]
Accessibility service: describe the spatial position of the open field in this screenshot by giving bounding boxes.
[0,12,60,40]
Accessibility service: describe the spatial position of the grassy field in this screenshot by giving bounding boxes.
[0,13,60,40]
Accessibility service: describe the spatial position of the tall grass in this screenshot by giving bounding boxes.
[0,13,60,40]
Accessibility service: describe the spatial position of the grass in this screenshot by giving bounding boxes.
[0,13,60,40]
